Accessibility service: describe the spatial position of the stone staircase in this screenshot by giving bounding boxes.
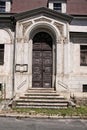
[13,88,69,109]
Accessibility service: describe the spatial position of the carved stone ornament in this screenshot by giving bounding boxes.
[56,37,62,44]
[22,21,33,34]
[16,37,23,43]
[24,37,28,43]
[34,18,52,23]
[63,37,68,44]
[56,36,68,44]
[54,22,63,36]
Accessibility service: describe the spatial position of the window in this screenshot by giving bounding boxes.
[80,45,87,66]
[53,3,61,12]
[48,0,66,13]
[83,85,87,92]
[0,1,5,12]
[0,44,4,65]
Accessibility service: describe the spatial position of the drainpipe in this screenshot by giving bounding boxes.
[11,16,16,99]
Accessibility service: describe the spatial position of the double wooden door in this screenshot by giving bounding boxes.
[32,41,52,88]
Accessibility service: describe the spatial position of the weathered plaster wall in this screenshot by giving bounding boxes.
[0,29,14,98]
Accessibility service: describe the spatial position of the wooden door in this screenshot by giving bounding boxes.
[32,32,52,88]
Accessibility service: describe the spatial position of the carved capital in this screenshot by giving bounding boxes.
[56,37,63,44]
[24,37,28,43]
[16,37,24,43]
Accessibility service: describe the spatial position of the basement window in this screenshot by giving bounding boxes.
[83,85,87,92]
[0,44,4,65]
[80,45,87,66]
[0,84,2,91]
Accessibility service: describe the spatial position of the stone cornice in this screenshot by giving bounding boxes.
[14,7,73,23]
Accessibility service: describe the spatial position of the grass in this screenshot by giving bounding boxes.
[0,98,3,102]
[12,106,87,117]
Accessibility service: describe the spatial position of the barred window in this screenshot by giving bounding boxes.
[53,3,61,12]
[0,44,4,65]
[0,1,5,12]
[80,45,87,66]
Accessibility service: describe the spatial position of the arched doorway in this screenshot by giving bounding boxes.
[32,32,53,88]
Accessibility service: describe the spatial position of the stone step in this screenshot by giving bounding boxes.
[16,102,68,107]
[16,106,67,109]
[20,95,65,100]
[27,88,56,93]
[24,93,60,97]
[13,89,69,109]
[16,99,68,103]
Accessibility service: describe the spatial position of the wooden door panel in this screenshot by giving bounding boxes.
[42,50,52,88]
[32,74,42,81]
[32,50,42,87]
[42,42,52,50]
[32,82,42,88]
[33,43,41,50]
[32,42,52,88]
[43,82,51,88]
[32,66,42,74]
[43,51,52,58]
[33,51,42,58]
[43,59,52,65]
[43,66,52,73]
[43,73,52,80]
[33,59,42,65]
